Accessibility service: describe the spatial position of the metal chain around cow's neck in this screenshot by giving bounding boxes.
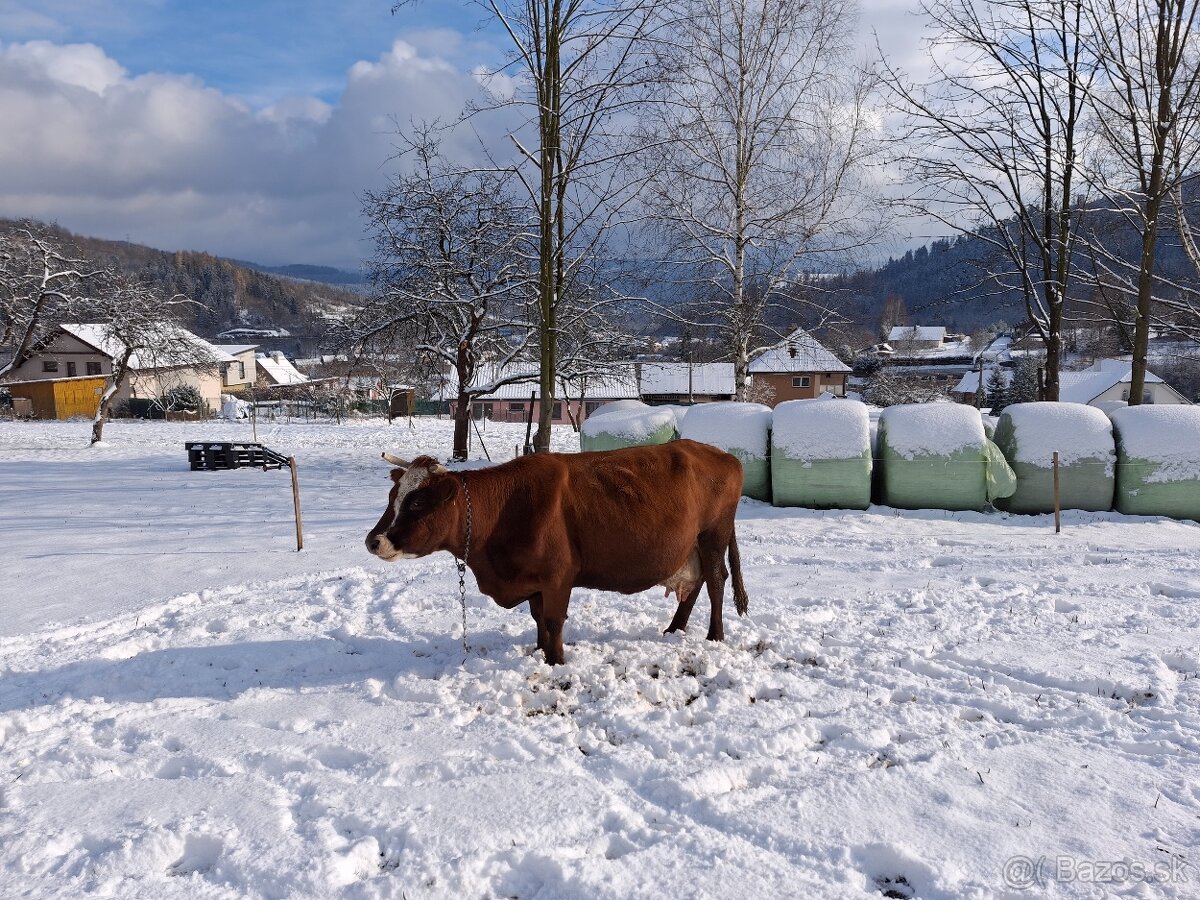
[456,474,472,654]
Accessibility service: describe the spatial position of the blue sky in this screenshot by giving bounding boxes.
[2,0,499,105]
[0,1,926,269]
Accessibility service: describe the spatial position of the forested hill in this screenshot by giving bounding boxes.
[831,202,1200,334]
[2,220,362,338]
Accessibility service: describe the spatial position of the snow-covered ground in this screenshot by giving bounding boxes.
[2,417,1200,898]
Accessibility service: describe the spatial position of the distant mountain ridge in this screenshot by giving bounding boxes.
[229,260,366,287]
[2,220,362,340]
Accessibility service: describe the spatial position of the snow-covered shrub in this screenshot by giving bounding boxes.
[877,404,1015,511]
[679,401,772,501]
[579,405,677,452]
[771,399,871,509]
[1111,405,1200,520]
[993,402,1115,514]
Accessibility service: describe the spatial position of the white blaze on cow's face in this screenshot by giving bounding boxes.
[366,455,451,561]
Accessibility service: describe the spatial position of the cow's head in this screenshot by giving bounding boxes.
[365,453,460,561]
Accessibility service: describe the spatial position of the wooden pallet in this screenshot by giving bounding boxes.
[186,442,290,471]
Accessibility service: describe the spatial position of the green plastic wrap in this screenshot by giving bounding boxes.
[992,405,1115,514]
[726,452,771,503]
[770,400,873,509]
[578,407,677,452]
[772,450,872,509]
[678,402,773,501]
[983,439,1018,503]
[876,405,990,511]
[1112,406,1200,520]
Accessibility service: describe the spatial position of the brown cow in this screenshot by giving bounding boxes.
[365,440,749,665]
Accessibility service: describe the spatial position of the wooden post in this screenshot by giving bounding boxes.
[289,457,304,551]
[1052,450,1061,534]
[251,402,258,443]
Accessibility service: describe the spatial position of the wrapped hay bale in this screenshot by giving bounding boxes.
[579,404,677,452]
[994,402,1115,513]
[679,402,772,500]
[771,399,871,509]
[1111,406,1200,519]
[878,404,1015,511]
[585,399,648,420]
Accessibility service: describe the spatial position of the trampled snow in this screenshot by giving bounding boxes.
[3,417,1200,898]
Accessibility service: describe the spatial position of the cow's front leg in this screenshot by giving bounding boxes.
[540,589,571,665]
[527,594,549,654]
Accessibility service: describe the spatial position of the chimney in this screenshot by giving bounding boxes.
[788,343,796,359]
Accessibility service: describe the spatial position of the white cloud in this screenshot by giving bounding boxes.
[0,37,516,269]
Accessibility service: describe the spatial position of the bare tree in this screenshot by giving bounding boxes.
[0,224,103,379]
[428,1,657,450]
[355,138,537,460]
[87,278,205,445]
[1085,0,1200,402]
[641,0,883,400]
[883,0,1097,401]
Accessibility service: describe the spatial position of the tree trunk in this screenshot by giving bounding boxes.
[452,393,471,461]
[91,352,131,445]
[533,7,562,454]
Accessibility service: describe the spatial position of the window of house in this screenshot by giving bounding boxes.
[66,361,77,377]
[86,362,102,376]
[237,361,246,381]
[792,375,811,388]
[510,402,525,412]
[585,401,602,416]
[553,402,563,419]
[43,360,59,373]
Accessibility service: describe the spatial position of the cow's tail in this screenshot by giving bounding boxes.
[728,525,749,617]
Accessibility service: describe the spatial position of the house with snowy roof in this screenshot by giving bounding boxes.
[437,363,640,425]
[3,323,233,417]
[255,350,310,388]
[747,328,851,406]
[1058,359,1188,407]
[213,344,258,394]
[638,362,736,404]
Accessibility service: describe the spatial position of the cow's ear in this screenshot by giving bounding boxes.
[389,467,408,483]
[427,477,458,507]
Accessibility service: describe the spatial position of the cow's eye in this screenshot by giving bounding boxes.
[407,496,424,511]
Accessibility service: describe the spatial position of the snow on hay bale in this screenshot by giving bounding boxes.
[993,402,1115,513]
[771,399,871,509]
[585,399,648,420]
[1111,405,1200,520]
[877,403,1015,511]
[579,404,677,452]
[679,401,772,500]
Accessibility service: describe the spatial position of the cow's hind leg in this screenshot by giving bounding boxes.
[664,580,703,635]
[699,534,730,642]
[528,594,550,655]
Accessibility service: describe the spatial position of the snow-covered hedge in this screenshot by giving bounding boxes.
[679,401,772,501]
[579,405,677,452]
[1111,405,1200,520]
[771,399,871,509]
[877,404,1015,511]
[994,403,1115,514]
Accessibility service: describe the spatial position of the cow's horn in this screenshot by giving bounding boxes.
[381,452,411,467]
[431,462,449,474]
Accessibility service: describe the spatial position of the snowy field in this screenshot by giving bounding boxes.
[2,417,1200,898]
